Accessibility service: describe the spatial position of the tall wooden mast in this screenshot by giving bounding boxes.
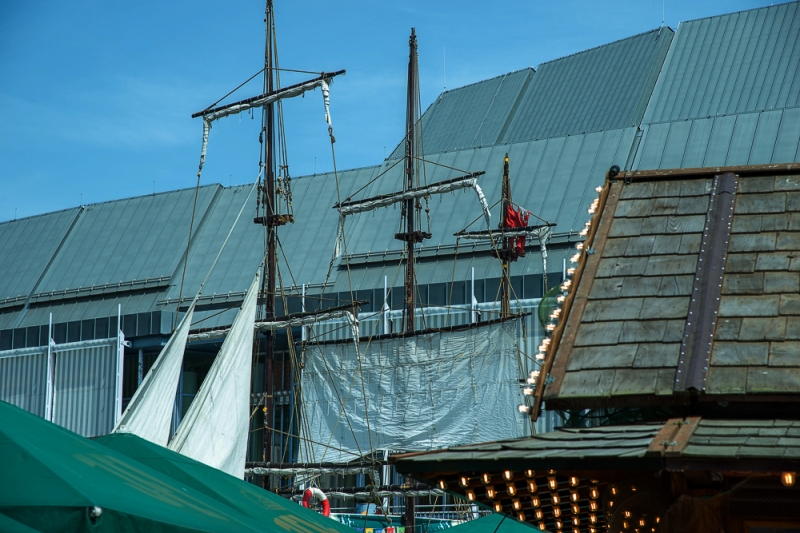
[259,0,277,487]
[500,154,512,318]
[394,29,430,334]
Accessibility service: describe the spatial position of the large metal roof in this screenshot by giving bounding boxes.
[2,3,799,335]
[502,29,673,144]
[633,2,800,170]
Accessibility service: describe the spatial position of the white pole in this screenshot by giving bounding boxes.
[470,267,478,323]
[115,304,124,424]
[383,276,391,334]
[45,313,54,422]
[301,284,307,342]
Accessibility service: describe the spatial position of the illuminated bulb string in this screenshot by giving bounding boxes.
[517,185,603,417]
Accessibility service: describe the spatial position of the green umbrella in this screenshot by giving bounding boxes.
[95,431,357,533]
[0,400,267,532]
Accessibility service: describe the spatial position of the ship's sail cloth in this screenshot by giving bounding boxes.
[186,308,359,342]
[195,72,343,180]
[112,302,196,445]
[300,319,525,463]
[168,272,260,478]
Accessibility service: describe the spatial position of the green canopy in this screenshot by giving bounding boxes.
[448,513,536,532]
[0,400,268,532]
[95,431,358,533]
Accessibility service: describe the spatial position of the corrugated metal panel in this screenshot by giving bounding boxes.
[52,338,119,437]
[36,186,219,293]
[389,69,534,157]
[633,108,800,170]
[0,208,81,301]
[0,348,48,417]
[643,2,800,124]
[161,184,266,302]
[502,29,673,143]
[18,290,165,328]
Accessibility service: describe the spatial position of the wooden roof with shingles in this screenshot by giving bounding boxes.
[542,165,800,412]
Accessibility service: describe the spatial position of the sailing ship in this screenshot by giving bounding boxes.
[114,8,548,528]
[113,0,346,481]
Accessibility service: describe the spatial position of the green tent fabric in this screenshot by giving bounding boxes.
[95,431,358,533]
[448,513,536,532]
[0,400,269,532]
[0,512,40,533]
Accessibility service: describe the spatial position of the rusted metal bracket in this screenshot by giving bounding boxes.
[674,173,738,392]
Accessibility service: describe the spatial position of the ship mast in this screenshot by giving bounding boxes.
[395,29,430,333]
[500,154,512,318]
[259,0,277,488]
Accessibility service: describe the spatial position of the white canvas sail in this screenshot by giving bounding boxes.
[168,272,260,478]
[113,302,196,445]
[299,319,525,463]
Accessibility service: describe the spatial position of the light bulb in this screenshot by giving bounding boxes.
[535,352,545,360]
[526,469,536,478]
[570,253,581,263]
[551,492,560,505]
[517,512,526,522]
[622,521,628,529]
[611,485,617,495]
[556,295,566,303]
[494,502,503,513]
[459,476,469,487]
[576,242,584,250]
[573,516,580,526]
[538,522,546,531]
[546,323,556,331]
[482,473,491,484]
[531,496,540,507]
[528,480,537,492]
[589,513,597,524]
[589,486,598,499]
[466,490,475,501]
[535,509,543,519]
[518,405,530,413]
[639,518,646,527]
[548,476,558,490]
[504,470,514,481]
[523,387,534,395]
[571,503,579,514]
[570,490,578,502]
[438,480,446,490]
[595,186,603,193]
[512,498,521,510]
[555,518,563,529]
[486,486,496,499]
[507,483,516,496]
[782,472,796,487]
[624,510,631,518]
[589,500,598,511]
[569,476,578,487]
[553,506,561,517]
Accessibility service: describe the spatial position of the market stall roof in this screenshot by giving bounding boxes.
[0,400,278,532]
[393,417,800,476]
[94,432,359,533]
[532,163,800,416]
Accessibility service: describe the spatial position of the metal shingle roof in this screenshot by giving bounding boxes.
[501,29,673,144]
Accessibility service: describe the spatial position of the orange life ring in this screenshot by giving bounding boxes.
[301,487,331,517]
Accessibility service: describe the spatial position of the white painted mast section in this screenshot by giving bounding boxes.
[113,302,196,446]
[169,272,260,478]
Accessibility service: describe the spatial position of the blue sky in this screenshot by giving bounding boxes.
[0,0,771,222]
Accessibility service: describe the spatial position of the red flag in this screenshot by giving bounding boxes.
[505,204,529,256]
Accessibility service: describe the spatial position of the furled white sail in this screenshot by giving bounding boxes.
[112,303,195,445]
[168,272,259,477]
[185,309,358,342]
[299,319,525,463]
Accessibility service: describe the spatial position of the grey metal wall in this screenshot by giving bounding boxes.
[0,337,122,437]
